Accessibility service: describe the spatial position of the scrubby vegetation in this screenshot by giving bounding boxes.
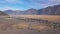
[0,16,60,31]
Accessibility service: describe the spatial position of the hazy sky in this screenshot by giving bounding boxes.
[0,0,60,10]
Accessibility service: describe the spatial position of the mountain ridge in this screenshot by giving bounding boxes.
[0,11,8,16]
[4,5,60,15]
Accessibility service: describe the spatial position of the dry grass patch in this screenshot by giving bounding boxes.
[31,24,53,31]
[0,23,54,31]
[12,23,29,29]
[12,23,53,31]
[17,15,60,22]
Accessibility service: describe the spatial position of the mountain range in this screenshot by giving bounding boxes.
[0,11,8,16]
[2,5,60,15]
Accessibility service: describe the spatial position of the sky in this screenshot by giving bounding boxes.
[0,0,60,11]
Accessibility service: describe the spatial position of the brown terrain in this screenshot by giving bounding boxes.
[0,15,60,34]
